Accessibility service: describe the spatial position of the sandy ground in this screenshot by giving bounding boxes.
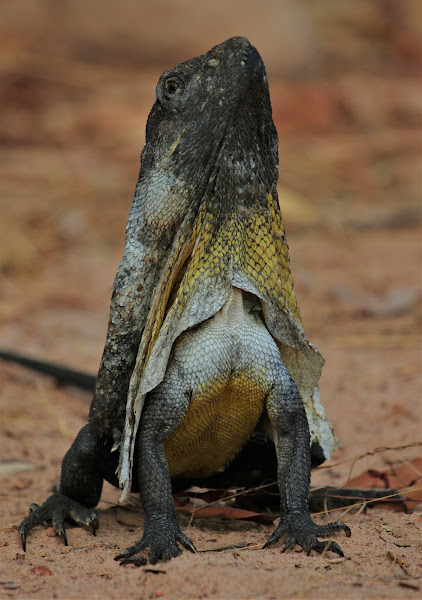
[1,2,421,598]
[1,222,421,600]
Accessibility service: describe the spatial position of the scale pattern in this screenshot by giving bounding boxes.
[151,289,285,479]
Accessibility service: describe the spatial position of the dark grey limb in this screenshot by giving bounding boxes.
[115,386,197,565]
[265,372,350,556]
[18,424,104,550]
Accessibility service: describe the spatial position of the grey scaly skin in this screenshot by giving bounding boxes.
[18,37,350,564]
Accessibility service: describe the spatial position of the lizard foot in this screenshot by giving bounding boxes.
[115,521,197,565]
[18,493,98,551]
[264,512,350,557]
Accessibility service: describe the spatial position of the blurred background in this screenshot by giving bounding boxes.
[0,0,420,386]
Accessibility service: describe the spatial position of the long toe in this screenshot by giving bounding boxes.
[176,532,197,554]
[263,523,288,548]
[54,523,68,546]
[281,537,295,553]
[150,543,182,565]
[309,538,344,557]
[326,541,344,557]
[315,521,351,537]
[19,528,27,552]
[115,540,148,562]
[68,507,98,530]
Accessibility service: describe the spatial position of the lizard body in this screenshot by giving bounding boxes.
[18,37,350,564]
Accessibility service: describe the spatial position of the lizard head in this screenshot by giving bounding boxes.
[143,37,278,195]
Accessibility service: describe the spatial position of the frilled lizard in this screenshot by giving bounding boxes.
[16,37,352,565]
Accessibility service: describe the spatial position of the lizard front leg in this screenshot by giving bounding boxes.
[18,424,102,549]
[265,369,351,556]
[115,381,196,566]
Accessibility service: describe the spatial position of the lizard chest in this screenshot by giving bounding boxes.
[164,368,267,479]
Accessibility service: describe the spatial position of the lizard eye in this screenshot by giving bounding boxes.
[164,77,183,99]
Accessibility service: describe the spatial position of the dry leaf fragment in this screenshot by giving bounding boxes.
[0,461,34,477]
[329,557,346,564]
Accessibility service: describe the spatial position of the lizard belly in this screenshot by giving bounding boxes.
[164,369,267,479]
[159,287,280,480]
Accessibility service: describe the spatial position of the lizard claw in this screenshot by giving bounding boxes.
[55,523,68,546]
[88,515,99,536]
[343,525,351,538]
[177,532,197,554]
[263,523,287,549]
[20,529,26,552]
[281,537,295,553]
[325,541,344,557]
